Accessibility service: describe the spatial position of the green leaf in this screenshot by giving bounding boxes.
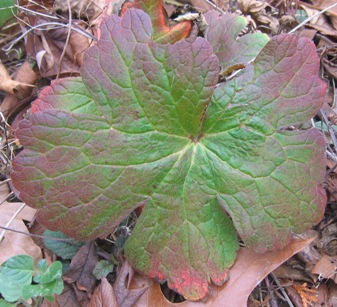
[21,278,64,301]
[34,261,62,284]
[42,230,84,260]
[204,11,269,73]
[12,9,326,300]
[0,255,34,302]
[0,299,17,307]
[93,260,114,280]
[0,0,16,28]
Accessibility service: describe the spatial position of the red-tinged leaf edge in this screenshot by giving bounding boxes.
[121,0,193,43]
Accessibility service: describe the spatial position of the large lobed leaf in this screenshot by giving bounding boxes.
[12,9,326,300]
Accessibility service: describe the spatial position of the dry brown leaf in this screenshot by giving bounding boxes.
[63,241,98,305]
[19,11,91,79]
[312,255,337,282]
[0,62,36,95]
[328,282,337,306]
[300,2,337,38]
[238,0,280,34]
[0,61,38,118]
[54,283,80,307]
[0,184,41,264]
[53,0,115,21]
[88,278,118,307]
[314,283,332,307]
[132,235,316,306]
[307,0,337,30]
[114,260,148,307]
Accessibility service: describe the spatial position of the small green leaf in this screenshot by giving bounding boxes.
[37,259,48,273]
[34,261,62,284]
[43,230,83,260]
[93,260,114,280]
[21,278,64,301]
[0,255,34,302]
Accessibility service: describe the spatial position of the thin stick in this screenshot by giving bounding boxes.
[319,109,337,158]
[200,0,226,14]
[56,0,72,79]
[0,202,26,241]
[0,192,13,206]
[0,225,79,242]
[270,273,295,307]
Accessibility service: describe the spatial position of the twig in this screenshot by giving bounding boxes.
[265,275,279,307]
[0,202,26,241]
[0,192,13,206]
[0,225,80,242]
[15,5,59,20]
[200,0,226,15]
[270,273,295,307]
[319,109,337,159]
[56,0,72,79]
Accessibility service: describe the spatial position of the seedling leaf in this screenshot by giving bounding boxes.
[12,9,326,300]
[93,260,114,280]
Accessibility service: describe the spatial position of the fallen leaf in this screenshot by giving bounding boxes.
[314,283,332,307]
[0,185,41,265]
[18,8,91,79]
[312,255,337,282]
[0,61,38,117]
[53,0,114,20]
[328,282,337,306]
[113,260,148,307]
[88,278,117,307]
[53,283,79,307]
[0,62,35,95]
[62,242,98,305]
[304,0,337,30]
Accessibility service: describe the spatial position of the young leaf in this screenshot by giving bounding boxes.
[11,9,326,300]
[93,260,114,280]
[34,260,63,284]
[21,278,64,301]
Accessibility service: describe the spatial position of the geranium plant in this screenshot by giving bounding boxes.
[11,1,326,301]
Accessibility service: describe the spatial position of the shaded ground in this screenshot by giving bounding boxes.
[1,0,337,306]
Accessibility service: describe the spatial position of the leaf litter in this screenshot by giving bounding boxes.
[1,3,335,303]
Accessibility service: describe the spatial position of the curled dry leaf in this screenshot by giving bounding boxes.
[63,242,98,305]
[88,278,118,307]
[114,260,148,307]
[312,255,337,283]
[0,61,38,118]
[0,62,36,95]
